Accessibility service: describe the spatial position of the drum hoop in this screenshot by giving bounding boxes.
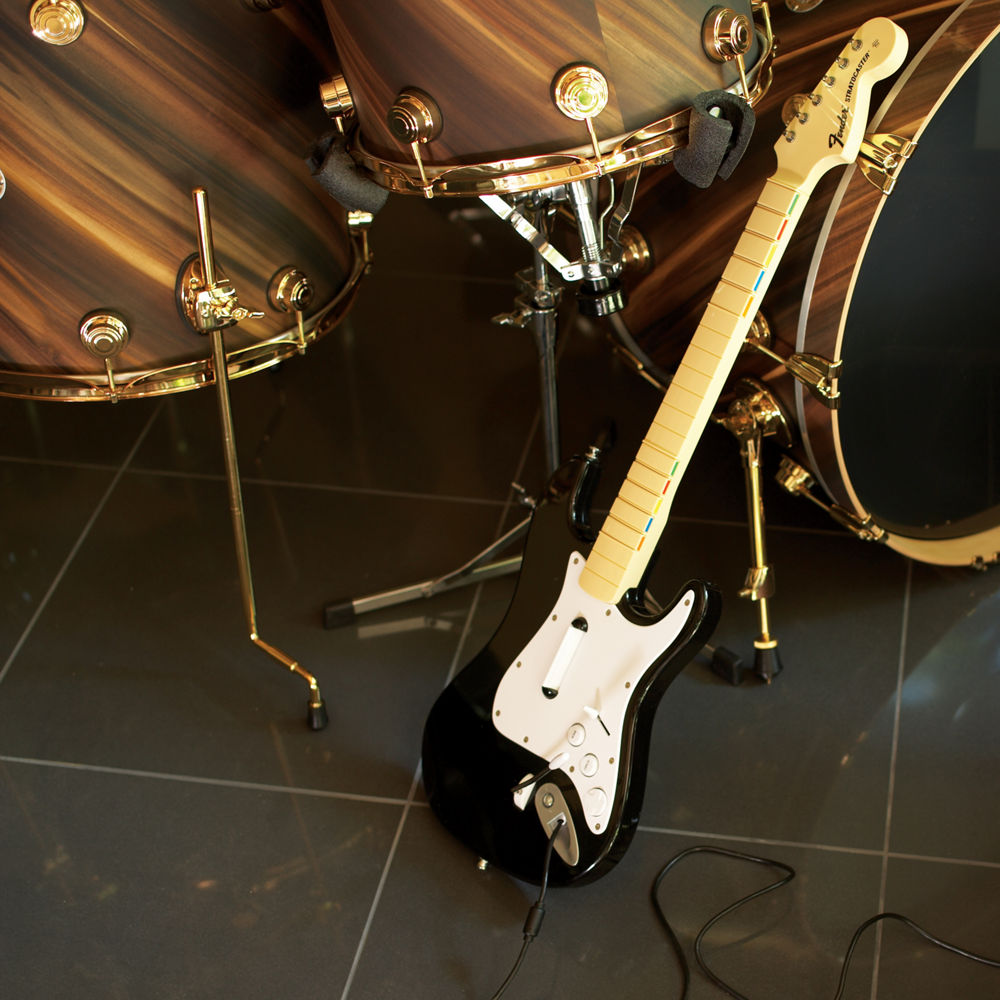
[347,9,776,198]
[794,0,1000,565]
[0,227,370,403]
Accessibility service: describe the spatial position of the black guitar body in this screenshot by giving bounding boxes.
[422,448,720,886]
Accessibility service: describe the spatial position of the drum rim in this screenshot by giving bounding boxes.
[0,227,370,403]
[344,8,776,198]
[794,0,1000,565]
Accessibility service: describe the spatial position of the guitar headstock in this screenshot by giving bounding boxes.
[775,17,908,188]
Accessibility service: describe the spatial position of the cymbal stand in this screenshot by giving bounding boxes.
[178,187,328,729]
[712,377,790,683]
[324,179,636,627]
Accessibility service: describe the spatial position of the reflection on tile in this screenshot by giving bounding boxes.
[889,564,1000,863]
[0,759,398,1000]
[637,521,908,850]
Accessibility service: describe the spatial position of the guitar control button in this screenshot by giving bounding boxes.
[586,787,608,817]
[580,753,599,777]
[567,723,586,747]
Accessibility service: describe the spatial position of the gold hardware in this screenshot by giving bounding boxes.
[180,186,329,730]
[268,266,313,314]
[780,94,811,126]
[78,311,129,359]
[744,310,771,350]
[617,225,652,275]
[176,189,264,332]
[347,209,375,267]
[713,378,792,448]
[858,133,917,194]
[775,457,887,542]
[346,3,775,198]
[319,74,355,133]
[79,310,129,402]
[714,378,790,680]
[746,330,842,408]
[387,87,442,145]
[702,7,753,99]
[386,88,442,196]
[552,64,610,121]
[552,64,610,161]
[268,266,313,353]
[29,0,84,45]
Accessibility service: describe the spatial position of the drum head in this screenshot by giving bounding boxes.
[795,0,1000,564]
[837,33,1000,540]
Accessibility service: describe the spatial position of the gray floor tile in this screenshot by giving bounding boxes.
[345,807,884,1000]
[0,758,398,1000]
[889,563,1000,863]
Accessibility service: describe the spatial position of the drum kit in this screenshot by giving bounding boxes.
[2,1,997,719]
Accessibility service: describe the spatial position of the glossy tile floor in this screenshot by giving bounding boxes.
[2,192,999,1000]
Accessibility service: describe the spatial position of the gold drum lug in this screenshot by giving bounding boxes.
[268,266,314,314]
[702,6,753,62]
[617,225,652,275]
[29,0,85,45]
[386,88,443,145]
[78,311,130,359]
[320,74,355,132]
[551,64,609,121]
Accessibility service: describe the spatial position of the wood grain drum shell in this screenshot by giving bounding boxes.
[0,0,363,401]
[620,0,1000,566]
[321,0,760,166]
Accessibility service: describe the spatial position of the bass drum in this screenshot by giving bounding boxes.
[620,0,1000,567]
[0,0,367,402]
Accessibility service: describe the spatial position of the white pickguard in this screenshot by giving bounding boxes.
[492,552,697,834]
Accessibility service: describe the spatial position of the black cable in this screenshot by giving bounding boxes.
[651,845,795,1000]
[489,820,564,1000]
[832,911,1000,1000]
[653,845,1000,1000]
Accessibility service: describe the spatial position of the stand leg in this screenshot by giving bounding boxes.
[211,329,328,728]
[713,379,789,684]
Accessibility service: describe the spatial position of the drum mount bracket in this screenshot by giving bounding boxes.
[775,457,887,544]
[745,312,842,408]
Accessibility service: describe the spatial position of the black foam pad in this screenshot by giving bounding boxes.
[673,91,756,188]
[306,132,390,214]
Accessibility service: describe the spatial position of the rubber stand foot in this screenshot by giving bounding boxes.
[307,698,329,730]
[323,600,357,630]
[710,646,745,686]
[754,646,783,684]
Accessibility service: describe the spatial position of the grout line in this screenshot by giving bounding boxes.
[0,406,161,688]
[0,754,416,806]
[340,362,537,1000]
[638,821,1000,872]
[340,584,486,1000]
[871,558,913,1000]
[637,823,883,859]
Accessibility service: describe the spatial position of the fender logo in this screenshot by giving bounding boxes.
[828,49,871,148]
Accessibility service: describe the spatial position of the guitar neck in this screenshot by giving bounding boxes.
[580,168,817,604]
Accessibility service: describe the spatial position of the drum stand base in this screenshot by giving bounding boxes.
[323,240,564,628]
[713,379,788,684]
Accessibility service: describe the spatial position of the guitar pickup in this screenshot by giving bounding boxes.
[541,616,588,698]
